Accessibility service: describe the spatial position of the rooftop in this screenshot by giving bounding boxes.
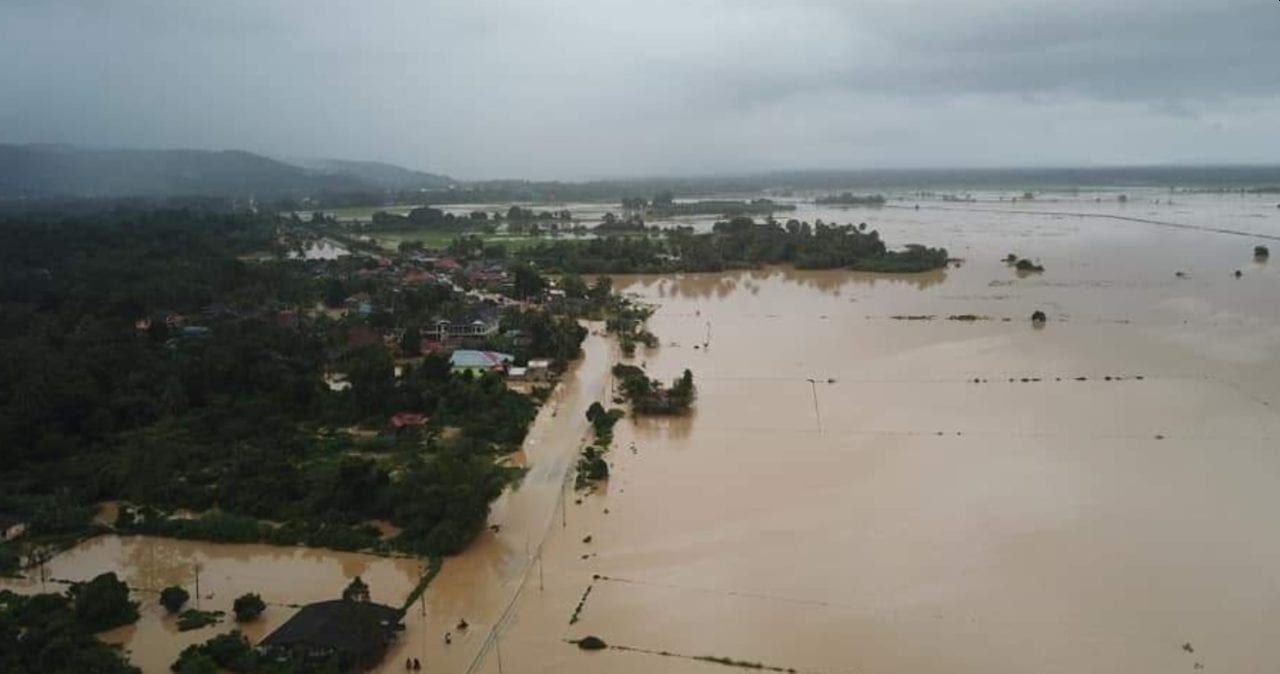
[259,599,402,659]
[449,350,514,369]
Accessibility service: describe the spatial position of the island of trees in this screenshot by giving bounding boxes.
[611,365,696,414]
[623,192,794,218]
[519,215,948,274]
[1005,253,1044,273]
[815,193,887,206]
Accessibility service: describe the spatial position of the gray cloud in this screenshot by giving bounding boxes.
[2,0,1278,179]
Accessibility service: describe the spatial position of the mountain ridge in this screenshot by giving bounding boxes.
[0,144,454,199]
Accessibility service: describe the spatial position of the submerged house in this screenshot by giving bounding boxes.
[259,599,403,671]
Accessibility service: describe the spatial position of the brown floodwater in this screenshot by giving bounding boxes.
[0,535,424,673]
[445,191,1280,674]
[14,191,1280,673]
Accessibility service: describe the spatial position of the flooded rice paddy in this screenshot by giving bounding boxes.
[13,190,1280,673]
[458,191,1280,674]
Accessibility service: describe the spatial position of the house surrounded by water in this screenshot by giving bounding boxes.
[259,599,403,671]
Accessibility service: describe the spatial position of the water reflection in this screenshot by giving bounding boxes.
[616,266,948,299]
[630,410,695,443]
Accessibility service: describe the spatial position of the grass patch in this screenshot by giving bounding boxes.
[177,608,224,632]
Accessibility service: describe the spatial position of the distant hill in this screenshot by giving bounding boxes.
[290,157,454,191]
[0,144,451,200]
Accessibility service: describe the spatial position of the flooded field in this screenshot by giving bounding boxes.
[442,190,1280,674]
[0,535,424,673]
[13,190,1280,673]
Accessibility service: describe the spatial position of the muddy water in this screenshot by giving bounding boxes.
[0,535,423,673]
[447,194,1280,673]
[375,326,615,672]
[12,192,1280,673]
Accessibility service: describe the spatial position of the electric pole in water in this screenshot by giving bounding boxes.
[193,563,202,610]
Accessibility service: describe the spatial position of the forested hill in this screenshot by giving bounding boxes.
[0,144,452,199]
[290,157,454,191]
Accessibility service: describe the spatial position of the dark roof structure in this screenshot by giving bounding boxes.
[260,599,402,665]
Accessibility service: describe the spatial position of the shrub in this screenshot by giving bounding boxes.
[159,586,190,613]
[232,592,266,622]
[577,635,608,650]
[70,572,139,632]
[177,609,223,632]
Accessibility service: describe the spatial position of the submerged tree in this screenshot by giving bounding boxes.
[70,572,139,632]
[342,576,371,603]
[160,585,190,613]
[232,593,266,622]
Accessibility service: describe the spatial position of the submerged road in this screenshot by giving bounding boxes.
[380,324,614,673]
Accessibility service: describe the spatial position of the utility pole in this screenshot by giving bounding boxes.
[194,563,202,610]
[33,546,51,592]
[495,632,505,674]
[538,551,544,591]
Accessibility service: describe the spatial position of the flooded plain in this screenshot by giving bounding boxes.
[449,190,1280,674]
[13,190,1280,673]
[0,535,424,673]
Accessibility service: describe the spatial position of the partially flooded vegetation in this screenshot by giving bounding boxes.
[4,187,1279,674]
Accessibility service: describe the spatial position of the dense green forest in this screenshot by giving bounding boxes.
[0,209,571,560]
[518,215,948,274]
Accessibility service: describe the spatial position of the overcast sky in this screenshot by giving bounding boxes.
[2,0,1278,179]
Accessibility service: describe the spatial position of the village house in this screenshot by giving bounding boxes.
[449,349,514,374]
[323,372,351,392]
[389,412,429,430]
[259,599,403,671]
[525,358,553,382]
[423,311,500,340]
[0,513,29,542]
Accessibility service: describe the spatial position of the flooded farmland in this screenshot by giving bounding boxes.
[12,190,1280,673]
[443,190,1280,674]
[1,535,424,673]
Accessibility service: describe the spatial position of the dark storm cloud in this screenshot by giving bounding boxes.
[2,0,1278,178]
